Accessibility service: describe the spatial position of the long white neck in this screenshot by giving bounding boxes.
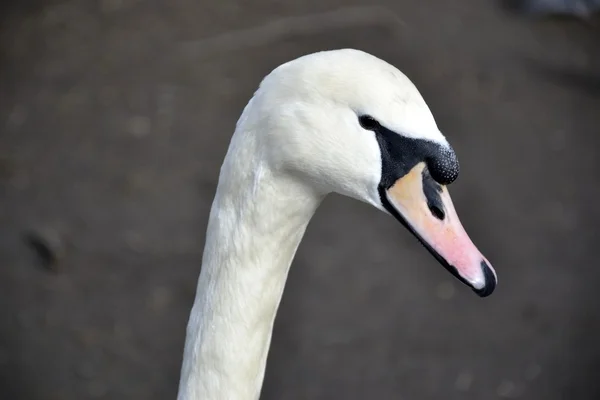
[177,119,323,400]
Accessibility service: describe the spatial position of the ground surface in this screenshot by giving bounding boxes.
[1,1,599,399]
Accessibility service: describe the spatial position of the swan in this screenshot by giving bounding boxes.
[177,48,497,400]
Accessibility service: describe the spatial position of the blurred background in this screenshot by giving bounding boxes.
[1,1,599,399]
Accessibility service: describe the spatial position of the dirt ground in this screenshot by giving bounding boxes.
[1,1,599,399]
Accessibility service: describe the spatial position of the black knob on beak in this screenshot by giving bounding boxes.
[427,145,460,186]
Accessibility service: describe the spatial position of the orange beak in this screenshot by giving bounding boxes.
[383,162,496,297]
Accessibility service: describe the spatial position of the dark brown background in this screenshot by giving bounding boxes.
[1,1,599,399]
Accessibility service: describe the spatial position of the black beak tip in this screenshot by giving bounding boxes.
[473,260,497,298]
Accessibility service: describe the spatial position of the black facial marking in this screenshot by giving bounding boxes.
[362,113,458,223]
[428,146,460,185]
[358,115,459,192]
[358,115,485,293]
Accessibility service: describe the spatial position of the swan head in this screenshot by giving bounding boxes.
[250,48,497,297]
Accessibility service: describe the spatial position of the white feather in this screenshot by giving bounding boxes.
[177,48,448,400]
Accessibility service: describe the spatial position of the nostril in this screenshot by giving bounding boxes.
[428,203,445,220]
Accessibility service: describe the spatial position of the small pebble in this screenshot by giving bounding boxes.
[497,380,518,398]
[455,371,473,391]
[23,226,66,272]
[128,116,151,137]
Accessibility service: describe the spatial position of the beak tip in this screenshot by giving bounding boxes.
[473,260,497,298]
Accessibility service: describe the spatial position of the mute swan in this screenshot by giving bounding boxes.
[177,48,497,400]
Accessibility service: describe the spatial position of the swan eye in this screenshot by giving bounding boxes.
[358,115,380,131]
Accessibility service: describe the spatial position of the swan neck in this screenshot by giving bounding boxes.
[178,147,321,399]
